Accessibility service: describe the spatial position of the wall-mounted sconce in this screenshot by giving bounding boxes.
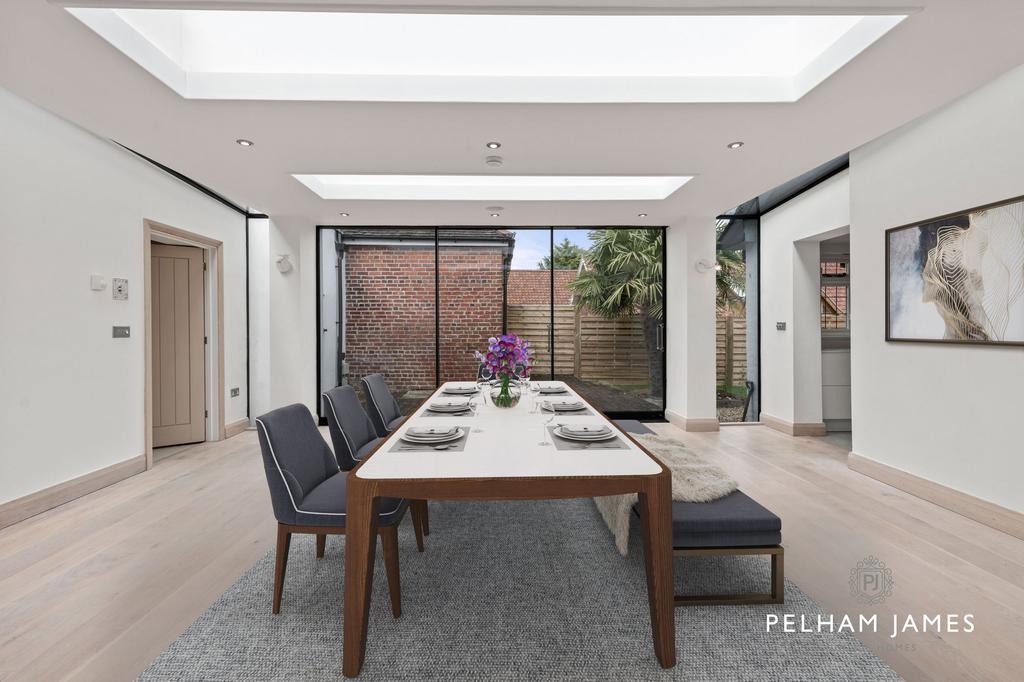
[695,258,722,273]
[276,254,293,274]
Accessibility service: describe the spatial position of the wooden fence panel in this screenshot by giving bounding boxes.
[716,315,748,388]
[507,304,650,386]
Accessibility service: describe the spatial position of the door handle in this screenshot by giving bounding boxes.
[657,324,664,351]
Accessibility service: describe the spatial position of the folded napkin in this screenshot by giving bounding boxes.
[406,426,458,437]
[560,424,611,435]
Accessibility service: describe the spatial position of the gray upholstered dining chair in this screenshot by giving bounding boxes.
[322,385,428,550]
[360,373,406,437]
[255,403,409,617]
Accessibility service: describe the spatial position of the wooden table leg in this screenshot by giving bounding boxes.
[343,477,380,678]
[638,471,676,668]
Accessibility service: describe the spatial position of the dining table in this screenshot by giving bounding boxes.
[342,380,676,677]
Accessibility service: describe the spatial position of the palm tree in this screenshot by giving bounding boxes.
[716,248,746,312]
[714,220,746,313]
[568,229,663,398]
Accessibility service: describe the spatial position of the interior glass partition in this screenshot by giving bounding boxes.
[317,226,666,421]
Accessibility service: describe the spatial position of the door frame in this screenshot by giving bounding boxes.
[143,219,226,469]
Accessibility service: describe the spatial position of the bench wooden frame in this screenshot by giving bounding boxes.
[673,545,784,606]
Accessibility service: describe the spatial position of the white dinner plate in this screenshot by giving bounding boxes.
[401,427,464,444]
[429,398,471,409]
[443,387,479,395]
[554,426,616,442]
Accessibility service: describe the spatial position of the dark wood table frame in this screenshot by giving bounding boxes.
[341,421,677,677]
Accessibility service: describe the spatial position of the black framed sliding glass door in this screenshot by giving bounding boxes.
[316,226,666,421]
[550,228,665,417]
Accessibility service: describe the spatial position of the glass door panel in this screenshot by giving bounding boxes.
[501,228,554,380]
[437,229,517,383]
[552,228,665,415]
[317,228,437,416]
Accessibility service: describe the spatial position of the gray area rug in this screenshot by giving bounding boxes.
[141,500,900,681]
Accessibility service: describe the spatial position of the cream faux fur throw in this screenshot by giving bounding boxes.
[593,433,738,556]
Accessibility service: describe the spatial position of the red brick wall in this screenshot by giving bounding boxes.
[343,244,436,399]
[438,248,506,383]
[342,244,506,399]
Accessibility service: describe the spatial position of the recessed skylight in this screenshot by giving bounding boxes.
[67,9,905,103]
[292,175,693,201]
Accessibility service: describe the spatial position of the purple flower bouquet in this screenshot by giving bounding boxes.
[474,334,532,407]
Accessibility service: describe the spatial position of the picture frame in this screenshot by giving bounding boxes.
[885,193,1024,347]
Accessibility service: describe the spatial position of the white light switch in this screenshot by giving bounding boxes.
[90,274,107,291]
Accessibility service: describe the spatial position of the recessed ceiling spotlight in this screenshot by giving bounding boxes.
[339,212,349,217]
[486,206,504,212]
[637,213,648,217]
[485,155,504,167]
[490,213,501,217]
[486,141,502,149]
[236,138,254,147]
[727,141,744,149]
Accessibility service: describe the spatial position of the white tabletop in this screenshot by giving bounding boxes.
[356,381,662,480]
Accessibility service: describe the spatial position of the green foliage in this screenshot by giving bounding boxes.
[715,221,746,312]
[568,229,663,320]
[538,238,586,270]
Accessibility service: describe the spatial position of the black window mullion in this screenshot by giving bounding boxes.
[434,227,441,388]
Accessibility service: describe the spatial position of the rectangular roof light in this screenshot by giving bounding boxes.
[291,175,693,201]
[68,9,905,103]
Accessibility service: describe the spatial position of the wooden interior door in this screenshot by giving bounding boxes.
[151,243,206,447]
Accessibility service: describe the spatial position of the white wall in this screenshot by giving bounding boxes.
[665,218,718,425]
[759,171,850,425]
[0,86,247,505]
[850,65,1024,512]
[248,217,272,421]
[267,217,317,413]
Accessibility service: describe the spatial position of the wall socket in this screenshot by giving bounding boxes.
[230,387,240,397]
[776,322,787,331]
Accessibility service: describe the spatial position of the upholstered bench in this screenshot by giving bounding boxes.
[670,491,784,606]
[614,420,784,607]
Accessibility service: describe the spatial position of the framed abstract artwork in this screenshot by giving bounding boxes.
[885,194,1024,346]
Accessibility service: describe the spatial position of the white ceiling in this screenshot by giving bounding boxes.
[3,0,1024,226]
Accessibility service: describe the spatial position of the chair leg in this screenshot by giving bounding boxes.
[410,501,426,552]
[273,524,292,614]
[380,525,402,618]
[316,533,327,558]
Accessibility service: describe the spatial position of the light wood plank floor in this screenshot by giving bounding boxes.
[1,424,1021,681]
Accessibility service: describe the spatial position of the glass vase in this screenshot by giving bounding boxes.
[490,375,521,408]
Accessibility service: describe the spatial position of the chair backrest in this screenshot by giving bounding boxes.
[322,385,378,470]
[360,373,403,437]
[255,404,340,524]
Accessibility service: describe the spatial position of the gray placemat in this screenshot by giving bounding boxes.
[547,426,627,450]
[390,427,471,452]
